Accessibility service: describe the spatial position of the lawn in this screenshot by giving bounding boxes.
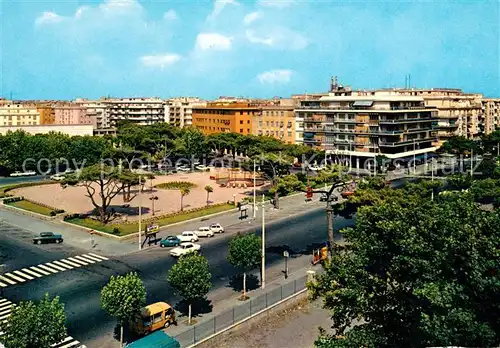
[7,200,55,216]
[66,203,235,237]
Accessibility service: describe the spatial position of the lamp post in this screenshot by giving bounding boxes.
[138,176,143,251]
[431,159,434,201]
[149,195,158,216]
[413,139,417,174]
[253,159,256,219]
[261,194,266,289]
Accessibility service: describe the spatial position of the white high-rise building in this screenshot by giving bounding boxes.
[165,97,206,128]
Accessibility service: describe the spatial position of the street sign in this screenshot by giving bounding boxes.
[146,224,159,234]
[283,251,289,258]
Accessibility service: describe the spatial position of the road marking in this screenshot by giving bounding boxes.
[37,264,59,274]
[0,282,7,288]
[74,255,95,264]
[58,259,80,268]
[53,260,73,270]
[80,254,103,262]
[18,268,43,278]
[0,298,85,347]
[45,262,68,272]
[30,266,51,276]
[67,257,88,266]
[88,252,109,260]
[3,273,25,283]
[13,270,34,280]
[0,275,15,285]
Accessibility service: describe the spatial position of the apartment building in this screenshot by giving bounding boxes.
[192,102,259,135]
[252,99,297,144]
[54,104,94,126]
[482,98,500,134]
[0,103,40,126]
[101,97,166,126]
[298,90,438,162]
[36,104,55,124]
[165,97,206,128]
[75,99,109,129]
[0,124,94,136]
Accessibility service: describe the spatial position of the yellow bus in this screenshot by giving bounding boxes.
[131,302,176,336]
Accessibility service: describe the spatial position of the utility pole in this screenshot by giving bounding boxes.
[261,194,266,289]
[413,139,417,174]
[138,176,143,251]
[326,201,334,256]
[431,159,434,201]
[497,142,499,157]
[253,159,256,219]
[470,148,474,178]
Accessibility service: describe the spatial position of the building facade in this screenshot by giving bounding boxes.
[101,98,166,126]
[0,103,40,126]
[252,99,297,144]
[192,102,259,135]
[165,97,206,128]
[298,90,438,160]
[75,99,108,129]
[36,104,55,124]
[0,124,94,136]
[482,98,500,134]
[54,104,93,125]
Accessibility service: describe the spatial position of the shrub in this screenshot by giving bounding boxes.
[156,181,197,190]
[50,211,57,216]
[112,227,121,235]
[3,197,24,204]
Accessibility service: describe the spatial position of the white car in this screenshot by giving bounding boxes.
[176,231,199,243]
[170,242,201,257]
[195,165,210,171]
[176,165,191,172]
[10,171,36,177]
[196,227,214,238]
[50,174,66,181]
[308,164,320,171]
[209,223,224,234]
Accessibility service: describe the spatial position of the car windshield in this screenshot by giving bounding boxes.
[41,232,53,237]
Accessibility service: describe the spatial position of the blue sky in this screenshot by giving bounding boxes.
[1,0,499,100]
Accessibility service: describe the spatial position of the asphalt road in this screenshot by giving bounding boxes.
[0,175,47,186]
[1,206,353,345]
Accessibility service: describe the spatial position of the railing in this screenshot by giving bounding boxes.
[379,118,435,124]
[174,275,308,347]
[379,137,437,146]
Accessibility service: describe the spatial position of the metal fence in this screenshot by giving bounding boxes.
[174,274,309,347]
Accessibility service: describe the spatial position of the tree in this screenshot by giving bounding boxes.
[180,187,190,212]
[168,253,212,325]
[309,194,500,347]
[227,233,262,299]
[204,185,213,206]
[101,272,146,346]
[255,153,292,209]
[0,293,67,348]
[62,164,141,223]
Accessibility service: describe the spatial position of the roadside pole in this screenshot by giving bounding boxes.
[253,159,256,219]
[138,175,142,251]
[261,194,265,289]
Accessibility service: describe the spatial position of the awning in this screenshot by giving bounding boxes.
[352,100,374,107]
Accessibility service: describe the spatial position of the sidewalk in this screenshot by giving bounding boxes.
[0,192,329,257]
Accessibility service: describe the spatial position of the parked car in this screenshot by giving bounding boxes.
[33,232,63,245]
[170,242,201,257]
[50,173,66,181]
[319,193,339,202]
[10,171,36,177]
[196,227,214,238]
[209,223,224,233]
[176,165,190,172]
[308,164,321,171]
[160,236,181,248]
[176,231,199,243]
[195,165,210,171]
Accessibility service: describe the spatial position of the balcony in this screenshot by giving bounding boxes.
[379,118,435,124]
[379,137,437,147]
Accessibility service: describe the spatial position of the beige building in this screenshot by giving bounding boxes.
[101,97,166,126]
[0,103,40,126]
[75,99,108,129]
[165,97,206,128]
[54,104,94,126]
[252,99,297,144]
[0,124,94,136]
[298,88,438,161]
[482,98,500,134]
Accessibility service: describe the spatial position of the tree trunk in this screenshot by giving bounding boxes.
[99,206,106,223]
[206,192,209,206]
[188,303,192,325]
[243,271,247,298]
[120,324,123,347]
[180,195,184,212]
[274,188,279,209]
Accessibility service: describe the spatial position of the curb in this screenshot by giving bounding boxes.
[0,201,57,221]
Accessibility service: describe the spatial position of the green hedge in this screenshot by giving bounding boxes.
[155,181,197,190]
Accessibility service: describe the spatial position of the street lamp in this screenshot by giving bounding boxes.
[261,194,266,289]
[253,159,256,218]
[138,176,143,251]
[149,195,158,216]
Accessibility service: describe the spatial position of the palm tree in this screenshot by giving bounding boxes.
[180,188,190,212]
[204,185,213,206]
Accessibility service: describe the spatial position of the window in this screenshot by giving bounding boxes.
[247,128,250,133]
[152,312,163,323]
[240,120,243,124]
[247,120,250,124]
[240,129,243,133]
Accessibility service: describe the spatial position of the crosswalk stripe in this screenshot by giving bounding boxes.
[0,275,17,285]
[80,254,103,262]
[0,282,7,288]
[45,262,68,272]
[59,259,81,268]
[53,260,74,270]
[3,273,25,283]
[0,299,8,304]
[18,268,43,278]
[13,270,34,281]
[30,266,51,276]
[74,255,95,264]
[67,257,88,266]
[88,252,109,261]
[37,264,59,274]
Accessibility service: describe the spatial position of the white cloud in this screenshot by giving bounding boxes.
[257,0,293,8]
[208,0,239,21]
[257,69,293,84]
[75,6,89,19]
[99,0,142,13]
[246,30,274,46]
[140,54,181,68]
[243,11,261,25]
[245,28,308,50]
[163,9,177,21]
[195,33,232,51]
[35,11,64,25]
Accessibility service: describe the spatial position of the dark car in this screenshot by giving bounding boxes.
[160,236,181,248]
[319,193,339,202]
[33,232,63,245]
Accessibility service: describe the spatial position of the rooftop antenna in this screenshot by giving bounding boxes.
[405,75,408,89]
[409,74,411,89]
